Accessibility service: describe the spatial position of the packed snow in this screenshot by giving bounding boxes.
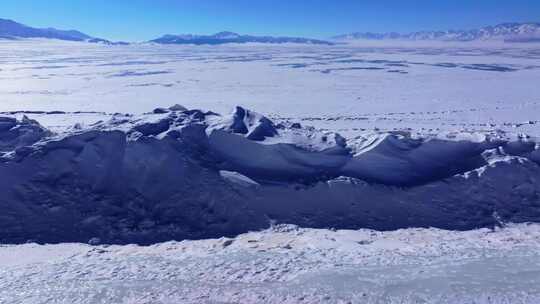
[1,224,540,303]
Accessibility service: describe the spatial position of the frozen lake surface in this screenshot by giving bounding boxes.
[1,40,540,303]
[1,40,539,137]
[1,224,540,304]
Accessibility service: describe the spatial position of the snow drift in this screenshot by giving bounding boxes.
[1,106,539,244]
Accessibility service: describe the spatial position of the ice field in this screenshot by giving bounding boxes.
[1,40,540,137]
[1,39,540,303]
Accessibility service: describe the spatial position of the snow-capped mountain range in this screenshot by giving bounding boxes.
[149,31,333,45]
[0,17,332,45]
[333,22,540,42]
[3,17,540,45]
[0,18,126,44]
[0,18,93,41]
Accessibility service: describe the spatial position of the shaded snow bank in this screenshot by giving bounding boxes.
[0,106,539,244]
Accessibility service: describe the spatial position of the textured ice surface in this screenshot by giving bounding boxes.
[1,224,540,303]
[1,40,539,137]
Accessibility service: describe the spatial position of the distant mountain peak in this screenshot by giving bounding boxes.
[0,18,89,41]
[149,32,333,45]
[333,22,540,43]
[213,31,241,39]
[0,18,127,45]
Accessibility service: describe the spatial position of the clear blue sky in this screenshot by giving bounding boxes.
[3,0,540,41]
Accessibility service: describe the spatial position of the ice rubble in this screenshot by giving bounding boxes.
[0,106,539,244]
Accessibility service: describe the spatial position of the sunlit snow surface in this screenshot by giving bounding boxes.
[1,224,540,303]
[1,39,540,137]
[1,39,540,303]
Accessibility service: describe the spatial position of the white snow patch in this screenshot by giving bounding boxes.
[1,224,540,303]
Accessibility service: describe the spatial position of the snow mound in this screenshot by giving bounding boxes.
[0,107,539,244]
[210,106,278,141]
[343,134,498,186]
[0,115,50,157]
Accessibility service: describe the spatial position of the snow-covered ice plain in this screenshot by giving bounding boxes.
[2,224,540,303]
[1,39,540,138]
[1,39,540,303]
